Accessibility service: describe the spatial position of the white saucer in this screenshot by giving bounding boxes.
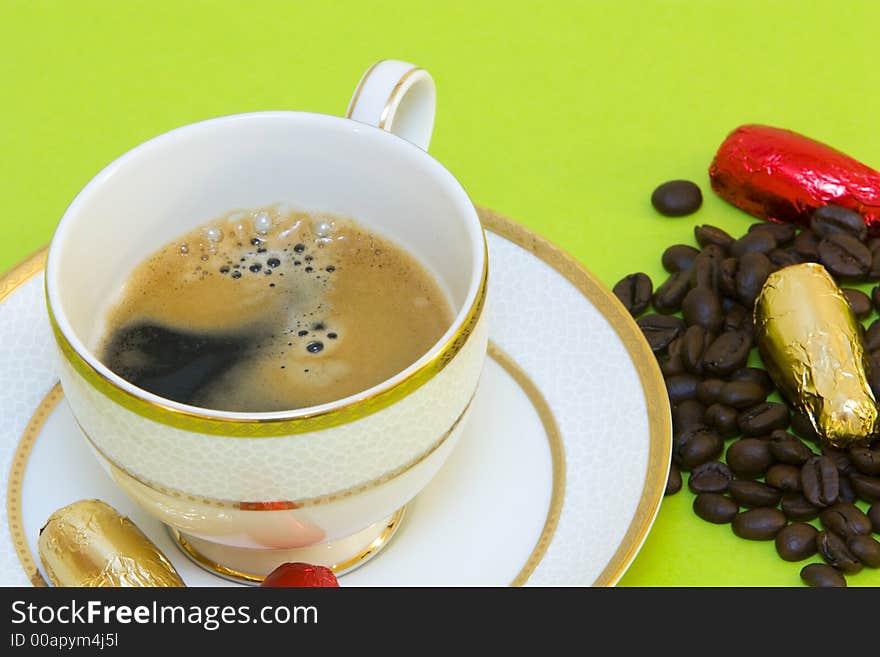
[0,207,670,587]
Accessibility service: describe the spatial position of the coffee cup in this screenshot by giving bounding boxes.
[45,60,488,581]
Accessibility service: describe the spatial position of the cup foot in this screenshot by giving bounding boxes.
[168,506,406,585]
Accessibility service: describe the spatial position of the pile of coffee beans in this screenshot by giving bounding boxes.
[615,201,880,587]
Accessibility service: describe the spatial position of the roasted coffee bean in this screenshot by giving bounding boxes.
[819,503,872,538]
[766,464,802,492]
[790,411,820,443]
[680,325,711,374]
[703,331,751,376]
[730,230,777,258]
[702,243,726,261]
[870,502,880,532]
[665,374,700,403]
[660,352,687,378]
[801,456,840,507]
[838,475,857,504]
[696,378,725,406]
[719,258,739,297]
[850,446,880,476]
[722,303,750,333]
[704,403,739,438]
[842,288,872,319]
[661,337,685,377]
[817,531,862,574]
[726,438,775,478]
[673,427,724,469]
[847,534,880,567]
[775,523,818,561]
[825,447,857,472]
[768,248,801,269]
[863,320,880,353]
[800,563,847,588]
[793,230,821,261]
[873,286,880,316]
[769,430,814,465]
[720,296,738,312]
[682,324,712,365]
[732,508,787,540]
[613,273,653,316]
[672,399,706,435]
[637,314,685,353]
[785,247,807,263]
[693,493,738,524]
[652,180,703,217]
[665,463,682,495]
[818,232,872,279]
[811,204,868,242]
[749,221,796,245]
[662,244,701,273]
[850,473,880,502]
[681,288,723,333]
[782,493,821,521]
[689,248,722,290]
[737,402,790,436]
[688,461,733,495]
[867,351,880,400]
[820,445,855,476]
[718,381,766,409]
[728,480,782,508]
[735,252,773,306]
[652,271,691,314]
[729,367,775,395]
[694,224,734,250]
[867,248,880,282]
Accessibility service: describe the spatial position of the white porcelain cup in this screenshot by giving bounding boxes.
[45,61,488,582]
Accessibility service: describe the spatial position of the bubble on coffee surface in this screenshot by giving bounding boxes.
[254,211,273,235]
[99,206,453,412]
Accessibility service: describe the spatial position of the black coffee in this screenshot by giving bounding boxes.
[102,323,251,408]
[99,208,452,412]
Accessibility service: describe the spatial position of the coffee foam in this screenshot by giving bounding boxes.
[100,207,453,412]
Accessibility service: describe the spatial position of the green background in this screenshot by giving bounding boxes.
[3,0,880,586]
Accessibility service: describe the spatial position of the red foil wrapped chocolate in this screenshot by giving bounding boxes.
[709,125,880,233]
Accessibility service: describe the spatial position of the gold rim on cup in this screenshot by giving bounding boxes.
[46,236,487,438]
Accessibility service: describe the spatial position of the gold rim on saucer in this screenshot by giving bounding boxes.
[4,207,671,586]
[9,341,564,587]
[477,207,670,586]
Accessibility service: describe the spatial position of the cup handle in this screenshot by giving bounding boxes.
[345,60,436,151]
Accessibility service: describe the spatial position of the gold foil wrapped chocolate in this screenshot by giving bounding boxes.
[754,263,879,448]
[38,499,184,587]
